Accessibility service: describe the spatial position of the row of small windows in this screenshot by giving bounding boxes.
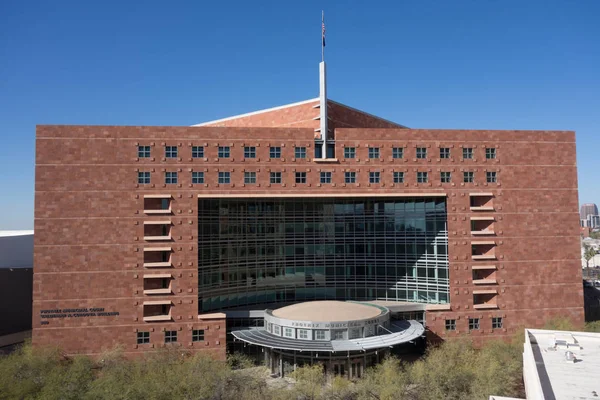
[445,317,502,331]
[136,329,204,344]
[138,171,498,185]
[138,145,307,160]
[347,146,496,160]
[139,145,496,161]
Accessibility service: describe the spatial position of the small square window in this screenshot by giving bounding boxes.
[469,318,480,330]
[392,147,404,159]
[368,147,380,159]
[463,147,473,159]
[486,171,497,183]
[441,171,451,183]
[270,172,282,184]
[486,148,496,159]
[417,172,428,183]
[244,171,256,184]
[138,146,151,158]
[492,317,503,329]
[344,147,356,159]
[320,172,332,184]
[244,146,256,158]
[192,146,204,158]
[315,330,326,340]
[295,147,307,159]
[440,148,450,159]
[393,171,404,183]
[333,330,344,340]
[270,146,281,159]
[463,171,474,183]
[295,172,306,184]
[138,171,150,184]
[218,172,230,184]
[284,327,293,337]
[273,325,281,335]
[445,319,456,331]
[165,172,178,184]
[137,331,150,344]
[164,330,177,343]
[298,329,308,339]
[369,171,380,183]
[192,329,205,342]
[192,171,204,184]
[345,172,356,183]
[416,147,427,159]
[165,146,178,158]
[218,146,230,158]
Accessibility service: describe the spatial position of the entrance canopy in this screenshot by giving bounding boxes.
[231,319,424,353]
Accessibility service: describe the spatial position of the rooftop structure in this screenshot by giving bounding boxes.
[522,329,600,400]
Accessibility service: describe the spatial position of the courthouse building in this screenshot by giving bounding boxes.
[33,61,584,366]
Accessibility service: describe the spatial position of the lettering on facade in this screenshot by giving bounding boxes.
[39,307,119,325]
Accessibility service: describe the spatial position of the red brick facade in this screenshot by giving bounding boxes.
[33,102,584,357]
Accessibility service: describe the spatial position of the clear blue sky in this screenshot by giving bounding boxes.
[1,0,598,230]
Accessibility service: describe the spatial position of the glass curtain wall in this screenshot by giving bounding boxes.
[198,197,449,312]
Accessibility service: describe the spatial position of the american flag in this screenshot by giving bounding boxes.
[322,19,326,47]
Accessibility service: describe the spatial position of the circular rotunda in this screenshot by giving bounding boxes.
[231,300,425,377]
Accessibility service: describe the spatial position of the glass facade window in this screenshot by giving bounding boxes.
[320,172,332,184]
[487,171,497,183]
[218,146,230,158]
[284,327,293,337]
[492,317,503,329]
[486,148,496,159]
[463,172,474,183]
[369,172,380,183]
[445,319,456,331]
[197,197,449,312]
[332,330,345,340]
[138,146,151,158]
[270,147,281,159]
[192,146,204,158]
[192,172,204,184]
[244,172,256,184]
[218,172,230,184]
[165,330,177,343]
[138,172,150,184]
[137,331,150,344]
[441,172,451,183]
[469,318,480,330]
[192,329,204,341]
[368,147,380,159]
[344,147,356,159]
[298,329,308,339]
[270,172,282,184]
[440,148,450,159]
[463,148,473,159]
[296,172,306,184]
[393,172,404,183]
[416,148,427,159]
[244,147,256,158]
[345,172,356,183]
[273,325,281,335]
[392,147,404,159]
[417,172,428,183]
[165,172,178,184]
[165,146,178,158]
[295,147,307,159]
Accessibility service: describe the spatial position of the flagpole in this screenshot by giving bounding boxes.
[321,10,324,62]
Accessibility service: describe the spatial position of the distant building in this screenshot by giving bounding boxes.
[587,214,600,229]
[0,230,33,347]
[580,203,598,220]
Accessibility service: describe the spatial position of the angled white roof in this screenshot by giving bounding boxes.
[192,98,319,127]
